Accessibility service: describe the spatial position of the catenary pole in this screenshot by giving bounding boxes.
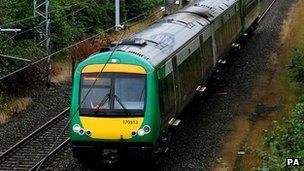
[115,0,121,31]
[34,0,52,89]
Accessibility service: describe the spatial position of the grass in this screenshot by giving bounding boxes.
[214,1,304,170]
[52,58,73,84]
[0,94,32,124]
[256,0,304,169]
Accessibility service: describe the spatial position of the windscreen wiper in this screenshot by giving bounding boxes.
[114,94,130,116]
[94,93,110,115]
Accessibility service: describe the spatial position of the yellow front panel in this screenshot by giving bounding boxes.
[82,64,146,74]
[80,117,144,139]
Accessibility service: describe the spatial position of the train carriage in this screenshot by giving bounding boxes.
[69,0,261,162]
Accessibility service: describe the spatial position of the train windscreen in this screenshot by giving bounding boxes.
[79,73,146,116]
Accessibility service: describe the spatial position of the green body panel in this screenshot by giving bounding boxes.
[157,65,166,80]
[156,0,262,130]
[69,51,161,144]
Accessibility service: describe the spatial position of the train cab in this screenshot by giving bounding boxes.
[69,51,161,162]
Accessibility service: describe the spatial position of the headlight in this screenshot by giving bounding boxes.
[137,129,145,136]
[73,124,90,136]
[73,124,81,132]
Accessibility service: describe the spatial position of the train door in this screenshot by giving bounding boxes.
[175,37,202,111]
[157,59,178,127]
[200,27,213,81]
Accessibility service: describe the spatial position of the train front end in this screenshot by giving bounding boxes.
[69,51,160,162]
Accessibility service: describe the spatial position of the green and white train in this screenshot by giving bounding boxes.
[69,0,261,162]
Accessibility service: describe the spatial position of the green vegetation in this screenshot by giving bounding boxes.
[261,103,304,170]
[0,0,166,123]
[290,48,304,83]
[260,48,304,170]
[0,0,163,77]
[260,1,304,168]
[0,0,164,96]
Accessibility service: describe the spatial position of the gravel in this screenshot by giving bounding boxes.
[0,0,297,170]
[0,84,71,153]
[45,0,296,170]
[153,0,297,170]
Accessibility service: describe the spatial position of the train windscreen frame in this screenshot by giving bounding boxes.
[79,73,146,117]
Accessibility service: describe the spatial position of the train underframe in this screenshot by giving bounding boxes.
[72,141,155,164]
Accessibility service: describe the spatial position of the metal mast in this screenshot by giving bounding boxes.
[34,0,51,88]
[115,0,121,30]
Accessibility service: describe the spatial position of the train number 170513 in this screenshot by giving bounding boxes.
[122,120,138,124]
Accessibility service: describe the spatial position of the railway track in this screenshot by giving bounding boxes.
[259,0,277,23]
[0,108,70,171]
[0,1,279,170]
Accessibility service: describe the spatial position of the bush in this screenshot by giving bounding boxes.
[0,0,163,92]
[0,0,163,54]
[290,48,304,83]
[70,35,111,61]
[126,0,162,19]
[261,103,304,170]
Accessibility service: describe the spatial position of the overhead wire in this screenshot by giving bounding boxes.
[35,27,127,171]
[0,16,38,28]
[0,0,94,46]
[0,1,99,75]
[0,2,174,81]
[0,0,170,47]
[0,25,116,80]
[0,0,93,28]
[36,4,180,169]
[24,1,185,171]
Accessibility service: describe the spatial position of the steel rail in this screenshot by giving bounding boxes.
[0,107,70,170]
[258,0,277,23]
[30,138,71,171]
[0,1,280,169]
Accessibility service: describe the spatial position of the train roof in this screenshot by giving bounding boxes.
[113,0,237,67]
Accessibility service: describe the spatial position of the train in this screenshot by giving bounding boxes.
[69,0,261,163]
